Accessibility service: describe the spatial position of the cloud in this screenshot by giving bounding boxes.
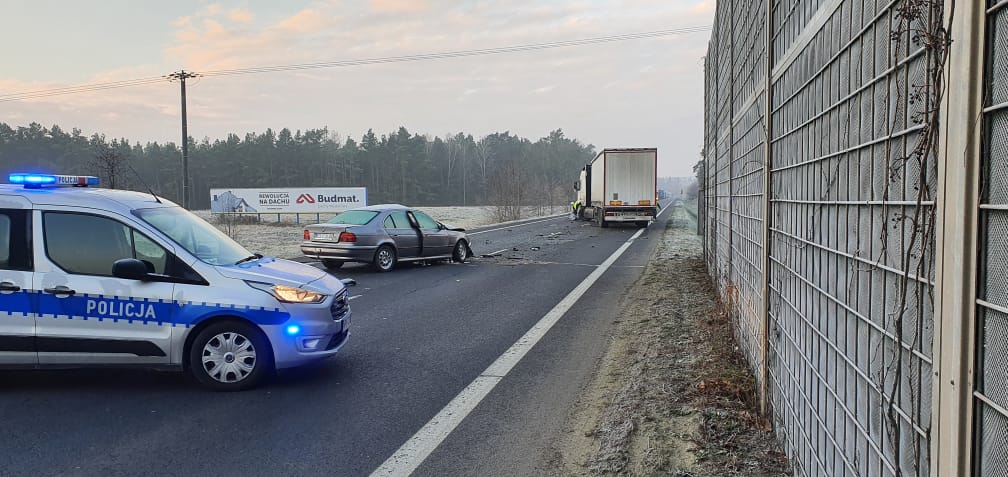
[691,1,713,14]
[278,9,326,33]
[368,0,430,14]
[201,19,229,41]
[172,15,192,29]
[229,8,254,24]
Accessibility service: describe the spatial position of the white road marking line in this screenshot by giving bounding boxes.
[348,295,363,301]
[370,227,647,477]
[656,202,675,218]
[468,216,566,235]
[485,249,510,256]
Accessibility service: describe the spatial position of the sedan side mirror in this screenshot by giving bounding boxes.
[113,258,151,281]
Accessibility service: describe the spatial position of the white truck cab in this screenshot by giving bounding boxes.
[0,173,351,390]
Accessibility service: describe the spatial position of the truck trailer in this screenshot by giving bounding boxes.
[575,148,658,227]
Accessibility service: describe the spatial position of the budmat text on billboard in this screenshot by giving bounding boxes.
[209,187,367,213]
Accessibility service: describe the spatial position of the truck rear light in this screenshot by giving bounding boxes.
[609,200,623,206]
[338,232,357,242]
[303,230,311,240]
[638,200,651,205]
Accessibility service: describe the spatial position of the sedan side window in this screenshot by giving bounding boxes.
[411,211,439,230]
[389,211,411,229]
[384,215,395,229]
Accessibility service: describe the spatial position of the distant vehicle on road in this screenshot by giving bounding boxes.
[575,148,658,227]
[301,204,473,272]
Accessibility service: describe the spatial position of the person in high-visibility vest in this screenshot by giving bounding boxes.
[570,199,581,220]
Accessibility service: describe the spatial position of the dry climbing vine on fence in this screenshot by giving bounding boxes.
[877,1,952,476]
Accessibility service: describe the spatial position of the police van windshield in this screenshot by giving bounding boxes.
[135,207,252,266]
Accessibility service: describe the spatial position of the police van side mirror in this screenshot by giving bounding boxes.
[113,258,150,281]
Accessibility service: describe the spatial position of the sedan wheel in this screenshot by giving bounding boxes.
[452,240,469,263]
[373,244,397,272]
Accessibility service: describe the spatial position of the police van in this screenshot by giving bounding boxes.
[0,173,351,390]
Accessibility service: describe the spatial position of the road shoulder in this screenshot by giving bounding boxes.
[548,202,790,476]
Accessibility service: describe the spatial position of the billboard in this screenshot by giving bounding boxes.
[209,187,367,213]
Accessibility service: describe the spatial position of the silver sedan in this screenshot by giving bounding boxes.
[300,204,473,272]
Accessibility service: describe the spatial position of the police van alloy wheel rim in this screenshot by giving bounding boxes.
[202,332,257,383]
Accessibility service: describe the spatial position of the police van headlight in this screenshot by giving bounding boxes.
[247,282,327,304]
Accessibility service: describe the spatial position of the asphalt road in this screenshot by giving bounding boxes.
[0,204,675,477]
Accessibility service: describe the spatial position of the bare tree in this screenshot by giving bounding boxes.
[488,160,526,222]
[445,133,461,190]
[474,138,492,186]
[90,142,128,189]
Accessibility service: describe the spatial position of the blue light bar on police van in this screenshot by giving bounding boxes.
[8,173,99,188]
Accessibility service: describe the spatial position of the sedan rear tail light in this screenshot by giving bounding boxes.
[303,230,311,240]
[338,232,357,242]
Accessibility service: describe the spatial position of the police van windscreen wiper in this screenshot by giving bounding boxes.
[234,253,263,265]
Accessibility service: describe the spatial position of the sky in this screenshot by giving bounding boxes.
[0,0,714,177]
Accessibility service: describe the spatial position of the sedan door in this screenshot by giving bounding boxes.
[410,210,453,257]
[0,201,36,365]
[385,211,420,259]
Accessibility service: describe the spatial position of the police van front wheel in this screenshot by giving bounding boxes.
[189,321,272,391]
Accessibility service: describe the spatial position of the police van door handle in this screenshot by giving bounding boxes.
[43,286,76,297]
[0,282,20,293]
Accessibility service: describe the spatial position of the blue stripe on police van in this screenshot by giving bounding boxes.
[2,289,34,316]
[14,290,290,328]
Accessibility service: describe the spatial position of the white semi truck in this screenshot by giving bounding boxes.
[575,148,658,227]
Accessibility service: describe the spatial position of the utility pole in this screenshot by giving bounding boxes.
[168,70,198,209]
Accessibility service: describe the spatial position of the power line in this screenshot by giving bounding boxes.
[0,26,711,102]
[200,26,712,77]
[0,76,169,102]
